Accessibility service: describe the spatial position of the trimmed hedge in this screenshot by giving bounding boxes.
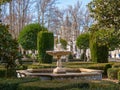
[65,62,112,77]
[0,78,119,90]
[0,78,39,90]
[90,31,108,63]
[107,68,120,80]
[0,68,6,77]
[112,63,120,68]
[118,71,120,81]
[17,80,119,90]
[37,31,54,63]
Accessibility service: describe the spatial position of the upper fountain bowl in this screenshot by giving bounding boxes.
[46,50,71,57]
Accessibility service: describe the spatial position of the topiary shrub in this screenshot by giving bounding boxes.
[90,31,108,63]
[107,68,120,80]
[37,31,54,63]
[18,23,47,50]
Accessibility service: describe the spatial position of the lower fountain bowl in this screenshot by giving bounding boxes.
[16,68,103,81]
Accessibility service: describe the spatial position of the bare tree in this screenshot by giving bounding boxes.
[1,0,32,38]
[81,9,93,33]
[62,1,83,41]
[35,0,58,27]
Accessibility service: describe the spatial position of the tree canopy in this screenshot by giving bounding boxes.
[88,0,120,30]
[18,23,47,50]
[76,33,89,49]
[0,23,20,77]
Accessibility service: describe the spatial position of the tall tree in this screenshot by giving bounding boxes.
[35,0,57,26]
[88,0,120,63]
[0,23,20,77]
[76,33,89,61]
[1,0,32,38]
[88,0,120,30]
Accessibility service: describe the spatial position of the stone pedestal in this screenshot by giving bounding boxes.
[53,57,66,74]
[46,51,71,74]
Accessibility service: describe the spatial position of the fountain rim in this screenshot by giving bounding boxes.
[46,50,71,56]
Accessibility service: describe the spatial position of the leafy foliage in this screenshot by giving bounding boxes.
[37,31,54,63]
[107,68,120,80]
[89,23,120,63]
[18,23,47,50]
[76,33,89,49]
[89,25,120,50]
[0,0,11,5]
[0,24,20,77]
[95,28,120,50]
[88,0,120,30]
[89,25,109,63]
[76,33,89,61]
[56,38,67,50]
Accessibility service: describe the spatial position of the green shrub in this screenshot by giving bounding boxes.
[0,24,20,78]
[6,69,17,78]
[89,81,119,90]
[17,80,119,90]
[107,68,120,80]
[118,71,120,81]
[112,63,120,68]
[0,78,119,90]
[90,30,108,63]
[103,64,112,76]
[37,31,54,63]
[82,63,112,77]
[0,78,39,90]
[0,69,6,77]
[68,54,73,60]
[17,80,89,90]
[90,41,108,63]
[56,38,67,50]
[16,65,28,70]
[18,23,47,50]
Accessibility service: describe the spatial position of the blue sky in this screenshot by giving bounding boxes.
[57,0,91,9]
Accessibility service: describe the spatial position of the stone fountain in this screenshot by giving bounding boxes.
[16,35,103,80]
[46,42,71,74]
[46,35,71,74]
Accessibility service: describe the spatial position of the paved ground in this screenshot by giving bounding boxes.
[109,58,120,62]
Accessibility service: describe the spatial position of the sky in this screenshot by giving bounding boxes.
[57,0,91,9]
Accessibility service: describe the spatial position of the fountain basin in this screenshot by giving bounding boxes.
[16,68,103,80]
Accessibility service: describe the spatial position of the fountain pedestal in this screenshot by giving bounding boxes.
[46,51,71,74]
[53,55,66,74]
